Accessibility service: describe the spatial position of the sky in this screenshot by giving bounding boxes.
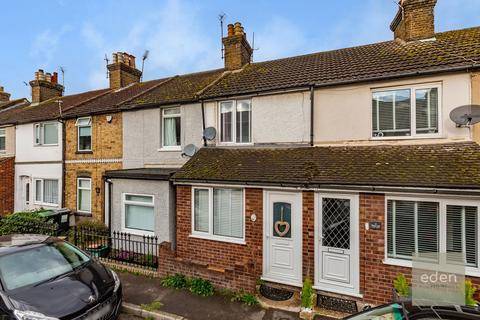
[1,0,479,99]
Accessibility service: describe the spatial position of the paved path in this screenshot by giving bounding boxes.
[119,272,299,320]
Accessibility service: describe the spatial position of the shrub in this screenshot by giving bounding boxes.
[232,289,259,306]
[0,211,55,236]
[140,301,163,311]
[393,273,410,297]
[465,280,479,306]
[301,278,315,309]
[189,277,214,297]
[75,219,108,230]
[161,274,188,289]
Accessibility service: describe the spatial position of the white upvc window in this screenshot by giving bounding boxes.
[385,196,480,275]
[161,107,181,150]
[33,178,59,206]
[77,178,92,213]
[219,100,251,144]
[75,117,92,152]
[34,122,58,146]
[0,128,5,152]
[122,193,155,235]
[372,84,441,139]
[191,187,245,244]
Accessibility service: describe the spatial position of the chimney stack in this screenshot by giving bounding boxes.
[107,52,142,89]
[29,69,64,104]
[0,86,10,102]
[222,22,253,71]
[390,0,437,42]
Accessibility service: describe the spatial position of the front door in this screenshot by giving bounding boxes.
[316,194,359,296]
[263,191,302,287]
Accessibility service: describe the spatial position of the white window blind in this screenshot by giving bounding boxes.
[416,88,438,134]
[124,194,154,232]
[220,100,251,144]
[34,179,59,205]
[0,128,5,151]
[446,205,478,267]
[220,102,234,142]
[162,107,181,147]
[77,178,91,213]
[34,123,58,145]
[236,100,251,143]
[213,189,243,238]
[194,189,209,233]
[35,180,42,203]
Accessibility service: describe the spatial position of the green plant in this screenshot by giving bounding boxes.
[301,278,315,309]
[140,301,163,312]
[232,290,259,306]
[465,280,479,306]
[393,273,410,297]
[161,274,188,289]
[0,211,55,236]
[189,277,214,297]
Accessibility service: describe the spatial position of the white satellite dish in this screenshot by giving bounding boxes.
[450,104,480,127]
[182,144,198,157]
[203,127,217,141]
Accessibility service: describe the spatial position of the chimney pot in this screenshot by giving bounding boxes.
[30,69,64,103]
[0,86,10,102]
[46,73,52,82]
[227,24,234,36]
[223,21,252,70]
[234,22,243,35]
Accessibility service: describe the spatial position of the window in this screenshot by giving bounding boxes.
[219,100,251,143]
[161,107,181,148]
[372,85,440,138]
[386,198,480,271]
[76,117,92,151]
[123,194,155,234]
[33,179,59,205]
[34,122,58,145]
[192,187,244,242]
[77,178,91,213]
[0,128,5,152]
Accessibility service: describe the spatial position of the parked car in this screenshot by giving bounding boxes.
[0,234,122,320]
[344,302,480,320]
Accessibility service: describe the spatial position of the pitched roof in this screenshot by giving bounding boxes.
[0,98,29,113]
[200,27,480,99]
[172,142,480,190]
[121,69,224,110]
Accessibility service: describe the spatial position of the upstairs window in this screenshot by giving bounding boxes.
[372,85,440,138]
[219,100,251,144]
[161,107,181,149]
[76,117,92,151]
[34,179,59,206]
[34,122,58,145]
[0,128,5,152]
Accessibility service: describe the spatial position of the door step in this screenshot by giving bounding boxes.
[259,284,294,301]
[317,293,358,314]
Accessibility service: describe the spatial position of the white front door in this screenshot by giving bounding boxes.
[263,191,302,287]
[315,193,360,296]
[20,176,31,211]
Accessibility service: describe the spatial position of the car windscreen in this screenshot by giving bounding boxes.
[0,241,90,291]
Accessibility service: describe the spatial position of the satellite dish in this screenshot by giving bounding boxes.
[182,144,198,157]
[203,127,217,141]
[450,104,480,126]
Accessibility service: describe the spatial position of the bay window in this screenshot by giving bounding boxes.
[192,187,244,242]
[219,100,251,144]
[77,178,91,213]
[123,194,155,234]
[161,107,181,149]
[0,128,5,152]
[34,179,59,206]
[75,117,92,151]
[372,84,440,138]
[34,122,58,145]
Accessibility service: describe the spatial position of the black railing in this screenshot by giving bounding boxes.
[73,226,159,270]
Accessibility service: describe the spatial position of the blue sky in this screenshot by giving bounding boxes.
[2,0,479,99]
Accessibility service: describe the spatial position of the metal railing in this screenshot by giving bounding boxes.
[73,226,159,270]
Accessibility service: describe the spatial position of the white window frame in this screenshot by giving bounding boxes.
[77,177,92,214]
[0,128,5,152]
[371,83,442,140]
[121,193,155,236]
[218,100,252,145]
[384,195,480,277]
[33,178,59,206]
[34,122,59,146]
[190,186,246,245]
[160,107,181,151]
[76,117,92,152]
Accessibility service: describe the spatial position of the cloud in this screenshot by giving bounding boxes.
[30,26,71,66]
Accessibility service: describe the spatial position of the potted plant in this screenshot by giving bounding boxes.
[300,278,315,320]
[392,273,411,302]
[465,280,479,307]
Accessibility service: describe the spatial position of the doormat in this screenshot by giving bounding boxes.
[317,294,358,314]
[259,284,294,301]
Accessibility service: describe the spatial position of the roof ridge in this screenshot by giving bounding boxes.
[118,77,177,107]
[195,71,231,97]
[61,89,112,113]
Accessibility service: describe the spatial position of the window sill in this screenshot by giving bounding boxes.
[33,202,59,208]
[75,211,92,217]
[384,258,480,277]
[158,147,181,152]
[370,134,444,141]
[217,142,254,147]
[189,233,246,245]
[122,228,155,237]
[76,150,93,154]
[34,144,59,147]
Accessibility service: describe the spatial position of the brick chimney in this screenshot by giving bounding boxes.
[0,86,10,102]
[222,22,253,71]
[390,0,437,42]
[30,70,64,104]
[107,52,142,89]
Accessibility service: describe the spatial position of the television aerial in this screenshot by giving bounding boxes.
[449,104,480,127]
[182,144,198,157]
[203,127,217,141]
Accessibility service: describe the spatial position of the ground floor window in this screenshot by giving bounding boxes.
[123,194,155,234]
[34,178,59,206]
[77,178,91,213]
[192,187,244,242]
[387,198,479,269]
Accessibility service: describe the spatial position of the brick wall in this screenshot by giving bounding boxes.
[0,157,14,215]
[392,0,436,41]
[303,191,315,280]
[64,113,123,221]
[107,63,141,90]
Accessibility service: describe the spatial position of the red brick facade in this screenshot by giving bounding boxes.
[166,186,480,305]
[0,157,14,215]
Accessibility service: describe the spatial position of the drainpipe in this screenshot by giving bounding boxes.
[310,85,315,146]
[104,177,113,235]
[59,118,66,208]
[201,100,207,147]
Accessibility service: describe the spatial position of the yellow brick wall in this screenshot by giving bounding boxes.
[472,72,480,144]
[65,112,123,221]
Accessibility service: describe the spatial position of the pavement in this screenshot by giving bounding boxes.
[119,272,300,320]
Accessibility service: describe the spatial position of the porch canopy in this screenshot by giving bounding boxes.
[172,142,480,194]
[105,168,178,181]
